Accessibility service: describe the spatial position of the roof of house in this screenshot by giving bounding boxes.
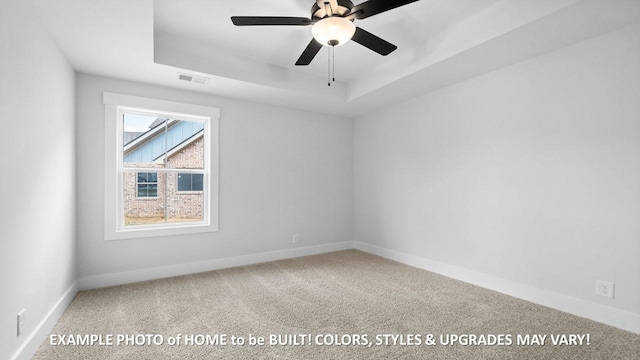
[123,131,144,145]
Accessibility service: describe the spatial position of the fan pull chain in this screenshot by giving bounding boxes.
[327,46,331,86]
[332,46,335,83]
[327,46,337,87]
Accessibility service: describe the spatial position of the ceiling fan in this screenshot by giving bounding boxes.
[231,0,420,66]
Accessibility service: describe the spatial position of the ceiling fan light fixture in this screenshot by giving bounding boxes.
[311,16,355,47]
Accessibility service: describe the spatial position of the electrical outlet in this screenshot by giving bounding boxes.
[17,309,25,337]
[596,280,614,299]
[292,234,299,244]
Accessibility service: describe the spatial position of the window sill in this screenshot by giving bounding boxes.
[106,221,215,241]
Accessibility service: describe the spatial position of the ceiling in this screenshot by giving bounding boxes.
[31,0,640,118]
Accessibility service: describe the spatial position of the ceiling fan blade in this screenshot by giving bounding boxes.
[295,39,323,66]
[231,16,313,26]
[351,27,397,55]
[349,0,419,20]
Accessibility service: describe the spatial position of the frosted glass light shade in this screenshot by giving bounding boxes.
[311,17,356,47]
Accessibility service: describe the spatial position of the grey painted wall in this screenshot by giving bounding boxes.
[0,0,76,358]
[354,23,640,315]
[76,74,354,280]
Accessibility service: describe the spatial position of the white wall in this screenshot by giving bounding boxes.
[354,23,640,325]
[76,74,354,285]
[0,1,77,359]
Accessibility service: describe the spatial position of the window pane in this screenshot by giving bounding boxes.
[123,113,167,168]
[123,115,204,170]
[165,120,205,170]
[137,184,147,197]
[124,171,166,226]
[192,174,203,191]
[177,173,191,191]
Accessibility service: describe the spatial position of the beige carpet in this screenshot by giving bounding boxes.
[34,250,639,359]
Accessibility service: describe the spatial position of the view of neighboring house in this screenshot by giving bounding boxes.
[123,117,205,225]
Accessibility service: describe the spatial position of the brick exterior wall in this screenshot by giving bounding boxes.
[167,136,204,169]
[124,136,204,224]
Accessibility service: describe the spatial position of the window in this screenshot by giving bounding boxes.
[104,93,219,240]
[137,172,158,197]
[178,173,203,192]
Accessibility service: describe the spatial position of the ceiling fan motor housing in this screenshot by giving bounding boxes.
[311,0,354,20]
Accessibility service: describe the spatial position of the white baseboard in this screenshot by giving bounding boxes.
[79,241,354,290]
[10,282,78,360]
[354,241,640,334]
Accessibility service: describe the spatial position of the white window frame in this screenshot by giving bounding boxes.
[103,92,219,240]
